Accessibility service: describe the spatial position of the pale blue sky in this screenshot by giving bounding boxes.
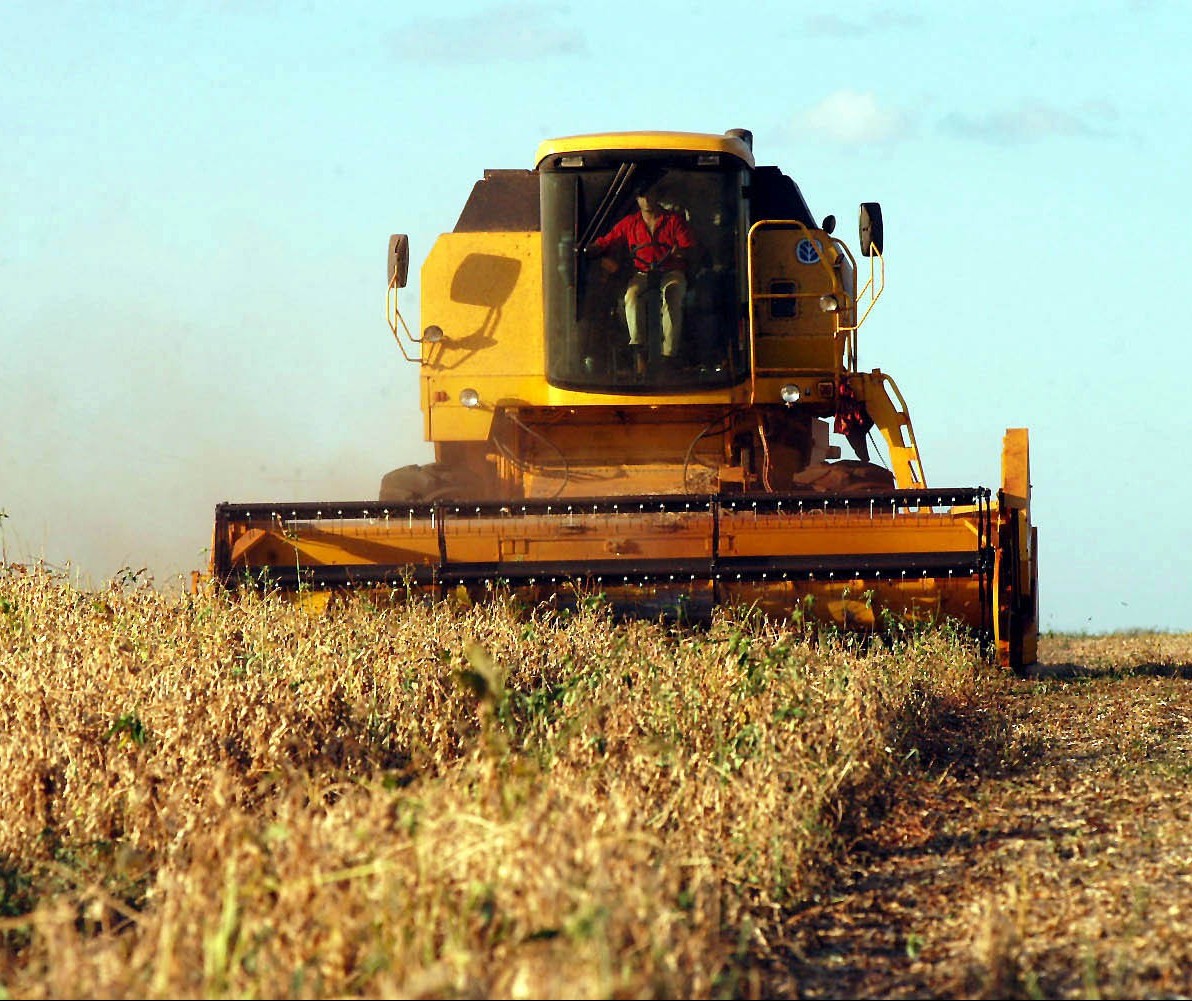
[3,0,1189,633]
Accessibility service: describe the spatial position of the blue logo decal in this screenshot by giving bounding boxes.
[796,238,821,265]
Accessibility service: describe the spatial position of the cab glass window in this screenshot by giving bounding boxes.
[541,160,746,392]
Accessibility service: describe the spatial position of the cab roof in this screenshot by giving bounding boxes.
[534,130,756,170]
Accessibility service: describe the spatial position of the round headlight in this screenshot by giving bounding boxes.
[818,294,839,313]
[423,324,445,343]
[459,388,481,409]
[780,384,801,405]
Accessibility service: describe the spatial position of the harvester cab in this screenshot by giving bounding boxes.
[209,128,1039,672]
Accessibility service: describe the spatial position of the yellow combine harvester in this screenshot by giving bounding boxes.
[207,128,1039,671]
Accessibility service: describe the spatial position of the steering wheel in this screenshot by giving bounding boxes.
[632,239,676,273]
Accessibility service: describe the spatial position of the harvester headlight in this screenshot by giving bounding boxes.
[422,324,445,343]
[818,294,840,313]
[459,388,481,409]
[780,384,802,405]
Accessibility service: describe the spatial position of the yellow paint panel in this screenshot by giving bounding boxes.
[534,131,755,168]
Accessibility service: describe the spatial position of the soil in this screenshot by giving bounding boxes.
[764,633,1192,1000]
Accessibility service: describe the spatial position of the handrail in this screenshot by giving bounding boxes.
[386,271,428,364]
[842,243,885,334]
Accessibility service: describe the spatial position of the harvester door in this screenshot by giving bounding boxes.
[747,221,845,381]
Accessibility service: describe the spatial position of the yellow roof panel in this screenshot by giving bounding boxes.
[534,130,755,169]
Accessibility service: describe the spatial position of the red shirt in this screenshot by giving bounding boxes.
[593,209,695,272]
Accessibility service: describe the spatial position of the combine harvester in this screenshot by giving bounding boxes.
[206,128,1039,672]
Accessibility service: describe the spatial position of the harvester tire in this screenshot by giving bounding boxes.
[790,460,896,494]
[378,463,474,503]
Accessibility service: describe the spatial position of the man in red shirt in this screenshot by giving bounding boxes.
[587,187,696,374]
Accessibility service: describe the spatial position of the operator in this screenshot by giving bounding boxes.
[585,186,696,375]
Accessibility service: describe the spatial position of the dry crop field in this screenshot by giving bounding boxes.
[1,564,1189,999]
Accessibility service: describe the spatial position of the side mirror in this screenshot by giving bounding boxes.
[820,214,837,235]
[388,234,410,288]
[859,203,883,257]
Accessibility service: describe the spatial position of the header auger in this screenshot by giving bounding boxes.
[204,128,1039,671]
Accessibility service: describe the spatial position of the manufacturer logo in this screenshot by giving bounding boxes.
[796,238,821,265]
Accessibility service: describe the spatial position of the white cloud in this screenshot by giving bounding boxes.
[939,99,1114,144]
[399,2,586,64]
[803,12,922,37]
[790,90,912,147]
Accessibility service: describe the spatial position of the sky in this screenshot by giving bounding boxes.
[3,0,1189,635]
